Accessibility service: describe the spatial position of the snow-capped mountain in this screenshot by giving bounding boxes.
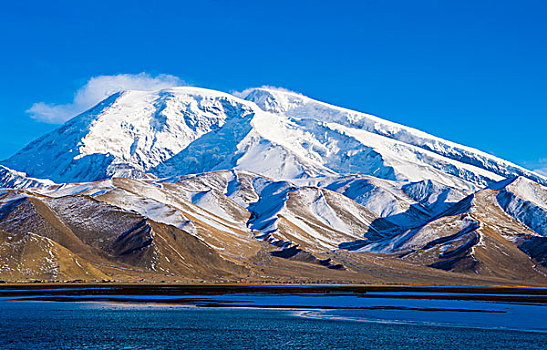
[3,87,545,189]
[241,88,547,185]
[2,89,256,182]
[1,85,546,284]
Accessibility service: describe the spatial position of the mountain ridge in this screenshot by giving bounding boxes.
[0,169,545,284]
[0,85,546,284]
[3,86,545,187]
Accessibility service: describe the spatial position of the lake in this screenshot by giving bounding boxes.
[0,285,546,349]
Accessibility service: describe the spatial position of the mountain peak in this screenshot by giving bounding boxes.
[1,85,547,284]
[2,85,546,189]
[235,87,305,114]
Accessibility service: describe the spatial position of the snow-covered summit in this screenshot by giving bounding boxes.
[241,87,546,185]
[2,85,545,191]
[3,87,256,182]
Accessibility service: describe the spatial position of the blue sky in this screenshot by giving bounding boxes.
[1,0,545,174]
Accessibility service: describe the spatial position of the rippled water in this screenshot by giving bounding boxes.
[1,296,546,349]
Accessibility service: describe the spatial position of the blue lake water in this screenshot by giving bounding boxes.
[0,289,546,349]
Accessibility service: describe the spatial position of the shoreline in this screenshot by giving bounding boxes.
[1,284,546,304]
[2,284,547,337]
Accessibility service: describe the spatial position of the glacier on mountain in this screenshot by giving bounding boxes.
[3,86,545,191]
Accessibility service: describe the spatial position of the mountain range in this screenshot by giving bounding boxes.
[0,86,546,285]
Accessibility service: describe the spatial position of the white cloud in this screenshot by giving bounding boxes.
[232,85,303,99]
[27,73,183,124]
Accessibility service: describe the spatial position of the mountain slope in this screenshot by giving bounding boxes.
[0,165,53,189]
[241,88,547,185]
[2,88,256,182]
[3,87,545,191]
[340,176,547,276]
[0,172,545,285]
[1,85,546,285]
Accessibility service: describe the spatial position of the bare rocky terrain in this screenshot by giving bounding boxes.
[0,171,545,286]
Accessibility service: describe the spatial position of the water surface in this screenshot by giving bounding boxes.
[1,286,546,349]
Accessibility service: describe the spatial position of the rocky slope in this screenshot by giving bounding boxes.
[0,165,53,189]
[0,171,545,285]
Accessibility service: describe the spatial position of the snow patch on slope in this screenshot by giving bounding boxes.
[0,165,54,189]
[495,177,547,237]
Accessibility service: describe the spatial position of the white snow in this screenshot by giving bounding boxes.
[1,84,546,260]
[496,177,547,236]
[0,165,54,189]
[3,85,545,191]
